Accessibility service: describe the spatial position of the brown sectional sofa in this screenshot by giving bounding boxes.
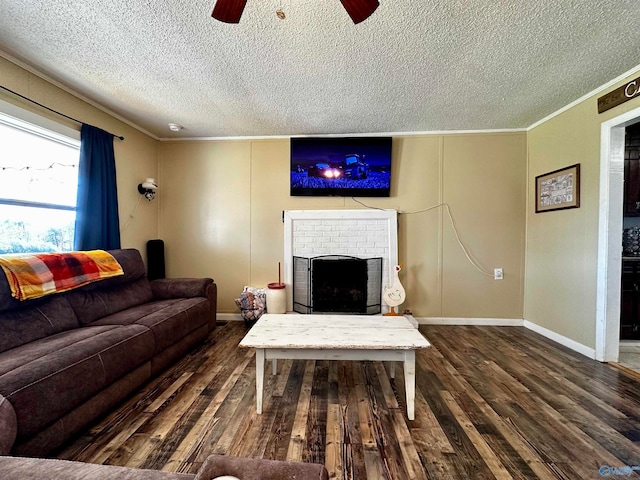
[0,248,330,479]
[0,248,217,457]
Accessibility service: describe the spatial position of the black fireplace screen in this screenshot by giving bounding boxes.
[293,255,382,314]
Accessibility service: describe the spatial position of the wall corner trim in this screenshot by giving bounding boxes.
[523,320,596,360]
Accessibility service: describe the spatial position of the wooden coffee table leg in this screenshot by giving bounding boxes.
[404,350,416,420]
[256,348,265,414]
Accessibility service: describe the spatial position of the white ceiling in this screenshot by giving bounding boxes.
[0,0,639,139]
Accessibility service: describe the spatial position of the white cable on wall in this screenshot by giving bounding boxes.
[352,197,494,277]
[120,195,142,232]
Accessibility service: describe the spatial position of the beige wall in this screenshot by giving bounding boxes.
[159,133,527,317]
[0,55,529,322]
[526,72,640,349]
[8,50,640,346]
[158,141,252,313]
[0,57,159,257]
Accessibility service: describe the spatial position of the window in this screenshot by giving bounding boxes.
[0,110,80,253]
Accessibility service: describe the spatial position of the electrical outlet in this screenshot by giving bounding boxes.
[494,268,503,280]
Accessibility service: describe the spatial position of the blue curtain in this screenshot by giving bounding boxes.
[74,124,121,250]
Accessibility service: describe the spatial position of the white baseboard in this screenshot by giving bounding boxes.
[523,320,596,359]
[417,317,524,326]
[217,312,597,360]
[217,313,244,321]
[218,313,525,326]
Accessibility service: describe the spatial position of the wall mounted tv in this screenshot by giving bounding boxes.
[290,137,392,197]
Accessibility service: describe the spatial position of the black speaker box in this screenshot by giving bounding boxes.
[147,239,165,281]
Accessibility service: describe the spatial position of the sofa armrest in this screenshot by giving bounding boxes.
[151,278,217,332]
[150,278,213,299]
[0,395,17,455]
[194,454,329,480]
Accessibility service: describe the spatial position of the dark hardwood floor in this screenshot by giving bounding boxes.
[58,321,640,479]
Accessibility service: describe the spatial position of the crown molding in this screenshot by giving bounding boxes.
[158,128,527,142]
[5,48,638,141]
[0,50,159,140]
[527,63,640,131]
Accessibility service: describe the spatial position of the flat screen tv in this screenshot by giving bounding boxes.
[290,137,392,197]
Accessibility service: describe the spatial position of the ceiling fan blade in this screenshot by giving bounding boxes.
[211,0,247,23]
[339,0,379,24]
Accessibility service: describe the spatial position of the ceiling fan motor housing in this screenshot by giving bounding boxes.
[211,0,379,24]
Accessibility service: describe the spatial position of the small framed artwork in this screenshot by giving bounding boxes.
[535,164,580,213]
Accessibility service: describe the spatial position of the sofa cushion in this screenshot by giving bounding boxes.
[95,248,147,289]
[0,395,17,455]
[65,248,153,325]
[151,279,217,332]
[91,298,209,354]
[150,324,208,377]
[0,249,144,315]
[0,325,154,440]
[194,454,330,480]
[13,363,151,457]
[67,278,154,325]
[0,296,80,354]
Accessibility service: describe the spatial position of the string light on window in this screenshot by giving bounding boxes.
[0,162,77,171]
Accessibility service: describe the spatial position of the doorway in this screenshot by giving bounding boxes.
[596,106,640,362]
[621,123,640,340]
[619,123,640,370]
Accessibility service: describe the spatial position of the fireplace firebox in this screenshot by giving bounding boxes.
[293,255,382,314]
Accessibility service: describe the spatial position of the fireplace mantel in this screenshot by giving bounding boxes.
[283,209,398,312]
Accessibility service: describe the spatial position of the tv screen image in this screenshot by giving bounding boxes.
[290,137,392,197]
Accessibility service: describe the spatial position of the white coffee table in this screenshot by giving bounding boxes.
[239,313,430,420]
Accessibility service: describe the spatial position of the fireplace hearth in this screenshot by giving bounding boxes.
[293,255,382,314]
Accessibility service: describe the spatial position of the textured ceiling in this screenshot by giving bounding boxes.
[0,0,639,139]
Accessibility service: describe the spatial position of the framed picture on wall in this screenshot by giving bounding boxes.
[535,164,580,213]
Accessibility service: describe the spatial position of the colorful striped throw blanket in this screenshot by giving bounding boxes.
[0,250,124,301]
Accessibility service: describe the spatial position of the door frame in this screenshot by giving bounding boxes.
[596,105,640,361]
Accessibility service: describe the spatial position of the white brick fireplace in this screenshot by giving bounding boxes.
[283,209,398,312]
